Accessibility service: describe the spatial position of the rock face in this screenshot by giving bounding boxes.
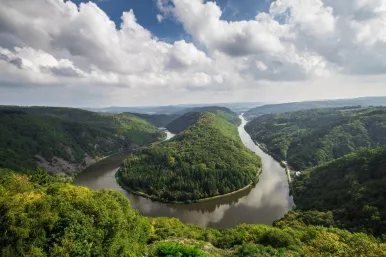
[35,154,100,175]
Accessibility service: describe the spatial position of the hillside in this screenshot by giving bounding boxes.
[245,107,386,170]
[117,110,261,203]
[167,107,241,133]
[244,96,386,119]
[0,107,165,174]
[129,113,179,127]
[288,147,386,236]
[1,169,385,257]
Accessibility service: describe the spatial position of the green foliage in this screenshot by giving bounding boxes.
[129,113,180,127]
[152,242,208,257]
[245,107,386,170]
[0,169,151,257]
[274,210,336,230]
[150,217,386,257]
[291,146,386,236]
[1,171,385,256]
[0,107,164,173]
[117,111,261,202]
[166,107,241,134]
[234,243,285,257]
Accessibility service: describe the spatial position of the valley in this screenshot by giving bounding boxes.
[2,102,386,256]
[74,114,294,228]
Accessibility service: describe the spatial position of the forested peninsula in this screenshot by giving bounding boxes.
[117,110,262,203]
[0,106,165,174]
[245,107,386,170]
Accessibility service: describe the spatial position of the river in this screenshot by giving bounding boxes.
[74,115,294,228]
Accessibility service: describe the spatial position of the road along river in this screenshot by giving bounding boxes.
[74,115,294,229]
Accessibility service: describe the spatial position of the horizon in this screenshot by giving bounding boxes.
[2,95,386,109]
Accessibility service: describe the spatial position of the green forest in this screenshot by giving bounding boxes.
[286,146,386,236]
[1,169,385,257]
[129,113,179,127]
[245,106,386,170]
[2,105,386,256]
[117,110,261,203]
[0,106,165,174]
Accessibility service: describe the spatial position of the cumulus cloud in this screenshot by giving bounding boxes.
[0,0,385,106]
[164,0,386,76]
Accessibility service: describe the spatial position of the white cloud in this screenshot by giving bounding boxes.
[156,14,164,23]
[0,0,385,106]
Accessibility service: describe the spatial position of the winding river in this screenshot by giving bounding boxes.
[74,115,294,228]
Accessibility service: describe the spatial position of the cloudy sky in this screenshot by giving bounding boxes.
[0,0,385,107]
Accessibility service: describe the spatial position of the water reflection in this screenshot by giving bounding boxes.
[158,127,175,140]
[74,115,294,228]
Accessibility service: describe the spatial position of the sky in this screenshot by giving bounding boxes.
[0,0,385,107]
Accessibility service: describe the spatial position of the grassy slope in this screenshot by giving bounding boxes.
[117,110,261,202]
[245,107,386,170]
[1,170,385,257]
[0,107,165,174]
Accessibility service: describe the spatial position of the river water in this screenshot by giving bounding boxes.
[74,115,294,228]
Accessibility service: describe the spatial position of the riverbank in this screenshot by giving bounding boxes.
[248,138,296,196]
[116,167,262,205]
[75,127,170,178]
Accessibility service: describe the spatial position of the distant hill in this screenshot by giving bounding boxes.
[0,106,165,174]
[84,102,266,115]
[117,110,261,203]
[289,146,386,236]
[84,105,187,115]
[244,96,386,119]
[245,106,386,170]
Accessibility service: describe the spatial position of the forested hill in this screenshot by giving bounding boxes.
[117,110,261,203]
[128,113,179,127]
[1,169,385,256]
[244,96,386,119]
[288,147,386,236]
[245,107,386,170]
[0,106,165,174]
[166,107,240,134]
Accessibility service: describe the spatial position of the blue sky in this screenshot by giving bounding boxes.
[71,0,273,42]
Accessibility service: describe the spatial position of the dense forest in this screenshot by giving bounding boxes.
[245,106,386,170]
[244,96,386,119]
[286,146,386,236]
[129,113,179,127]
[117,110,262,203]
[1,169,385,257]
[0,106,165,174]
[166,107,241,134]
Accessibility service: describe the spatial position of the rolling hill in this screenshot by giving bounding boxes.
[245,106,386,170]
[0,106,165,174]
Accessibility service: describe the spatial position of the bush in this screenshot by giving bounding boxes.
[152,242,207,257]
